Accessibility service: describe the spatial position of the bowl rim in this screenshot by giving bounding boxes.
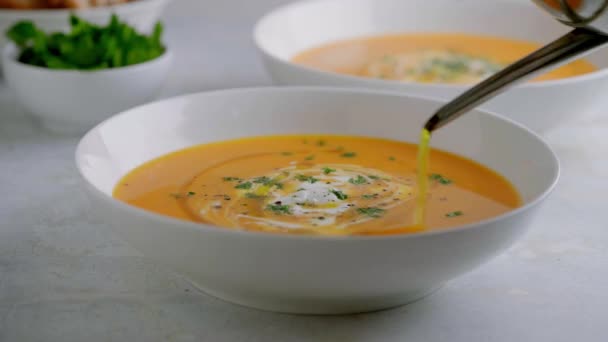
[253,0,608,89]
[75,87,560,242]
[0,0,171,17]
[2,41,173,74]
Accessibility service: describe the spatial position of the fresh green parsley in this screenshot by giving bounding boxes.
[430,173,452,185]
[266,204,291,215]
[251,176,281,188]
[187,191,196,196]
[235,182,252,190]
[322,167,336,175]
[253,176,271,184]
[341,152,357,158]
[330,189,348,200]
[362,194,378,199]
[7,15,165,70]
[244,192,265,199]
[368,175,380,180]
[222,177,241,182]
[388,156,396,161]
[445,210,464,218]
[295,174,319,183]
[348,175,368,185]
[317,140,327,147]
[357,207,386,218]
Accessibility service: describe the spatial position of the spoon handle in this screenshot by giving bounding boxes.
[424,27,608,132]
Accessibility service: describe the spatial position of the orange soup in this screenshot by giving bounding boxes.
[113,135,521,236]
[292,33,596,84]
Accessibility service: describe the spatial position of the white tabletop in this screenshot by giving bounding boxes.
[1,1,607,341]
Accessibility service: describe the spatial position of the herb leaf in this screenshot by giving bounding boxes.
[357,207,386,218]
[348,175,368,185]
[362,194,378,199]
[322,167,336,175]
[235,182,252,190]
[445,210,463,218]
[295,174,319,183]
[223,177,241,182]
[253,176,271,184]
[341,152,357,158]
[430,173,452,185]
[330,189,348,200]
[244,192,265,199]
[266,204,291,215]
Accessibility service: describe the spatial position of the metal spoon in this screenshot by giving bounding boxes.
[424,0,608,132]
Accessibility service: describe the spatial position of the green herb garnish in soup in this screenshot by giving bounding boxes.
[6,14,165,70]
[113,135,521,236]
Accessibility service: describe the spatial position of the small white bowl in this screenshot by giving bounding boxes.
[0,0,171,48]
[3,43,172,134]
[254,0,608,133]
[76,87,559,314]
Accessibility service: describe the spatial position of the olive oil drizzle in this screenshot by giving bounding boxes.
[415,128,432,226]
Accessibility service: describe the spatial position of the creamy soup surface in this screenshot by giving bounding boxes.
[292,33,597,84]
[114,135,521,236]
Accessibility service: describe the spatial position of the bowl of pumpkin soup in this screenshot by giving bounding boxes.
[254,0,608,133]
[76,87,559,314]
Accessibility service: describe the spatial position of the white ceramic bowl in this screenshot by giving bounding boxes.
[76,87,559,314]
[0,0,171,48]
[254,0,608,133]
[3,43,172,134]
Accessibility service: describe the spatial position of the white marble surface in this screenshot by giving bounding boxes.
[1,0,608,341]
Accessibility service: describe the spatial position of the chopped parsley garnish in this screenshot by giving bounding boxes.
[187,191,196,196]
[357,207,386,218]
[266,204,291,215]
[368,175,380,180]
[445,210,464,218]
[305,155,315,161]
[281,152,293,156]
[362,194,378,199]
[295,174,319,183]
[253,176,271,184]
[348,175,368,185]
[222,177,241,182]
[341,152,357,158]
[244,192,265,199]
[322,167,336,175]
[317,139,326,147]
[330,189,348,200]
[235,181,252,190]
[430,173,452,185]
[389,156,396,161]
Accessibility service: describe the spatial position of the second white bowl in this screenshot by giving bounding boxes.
[254,0,608,133]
